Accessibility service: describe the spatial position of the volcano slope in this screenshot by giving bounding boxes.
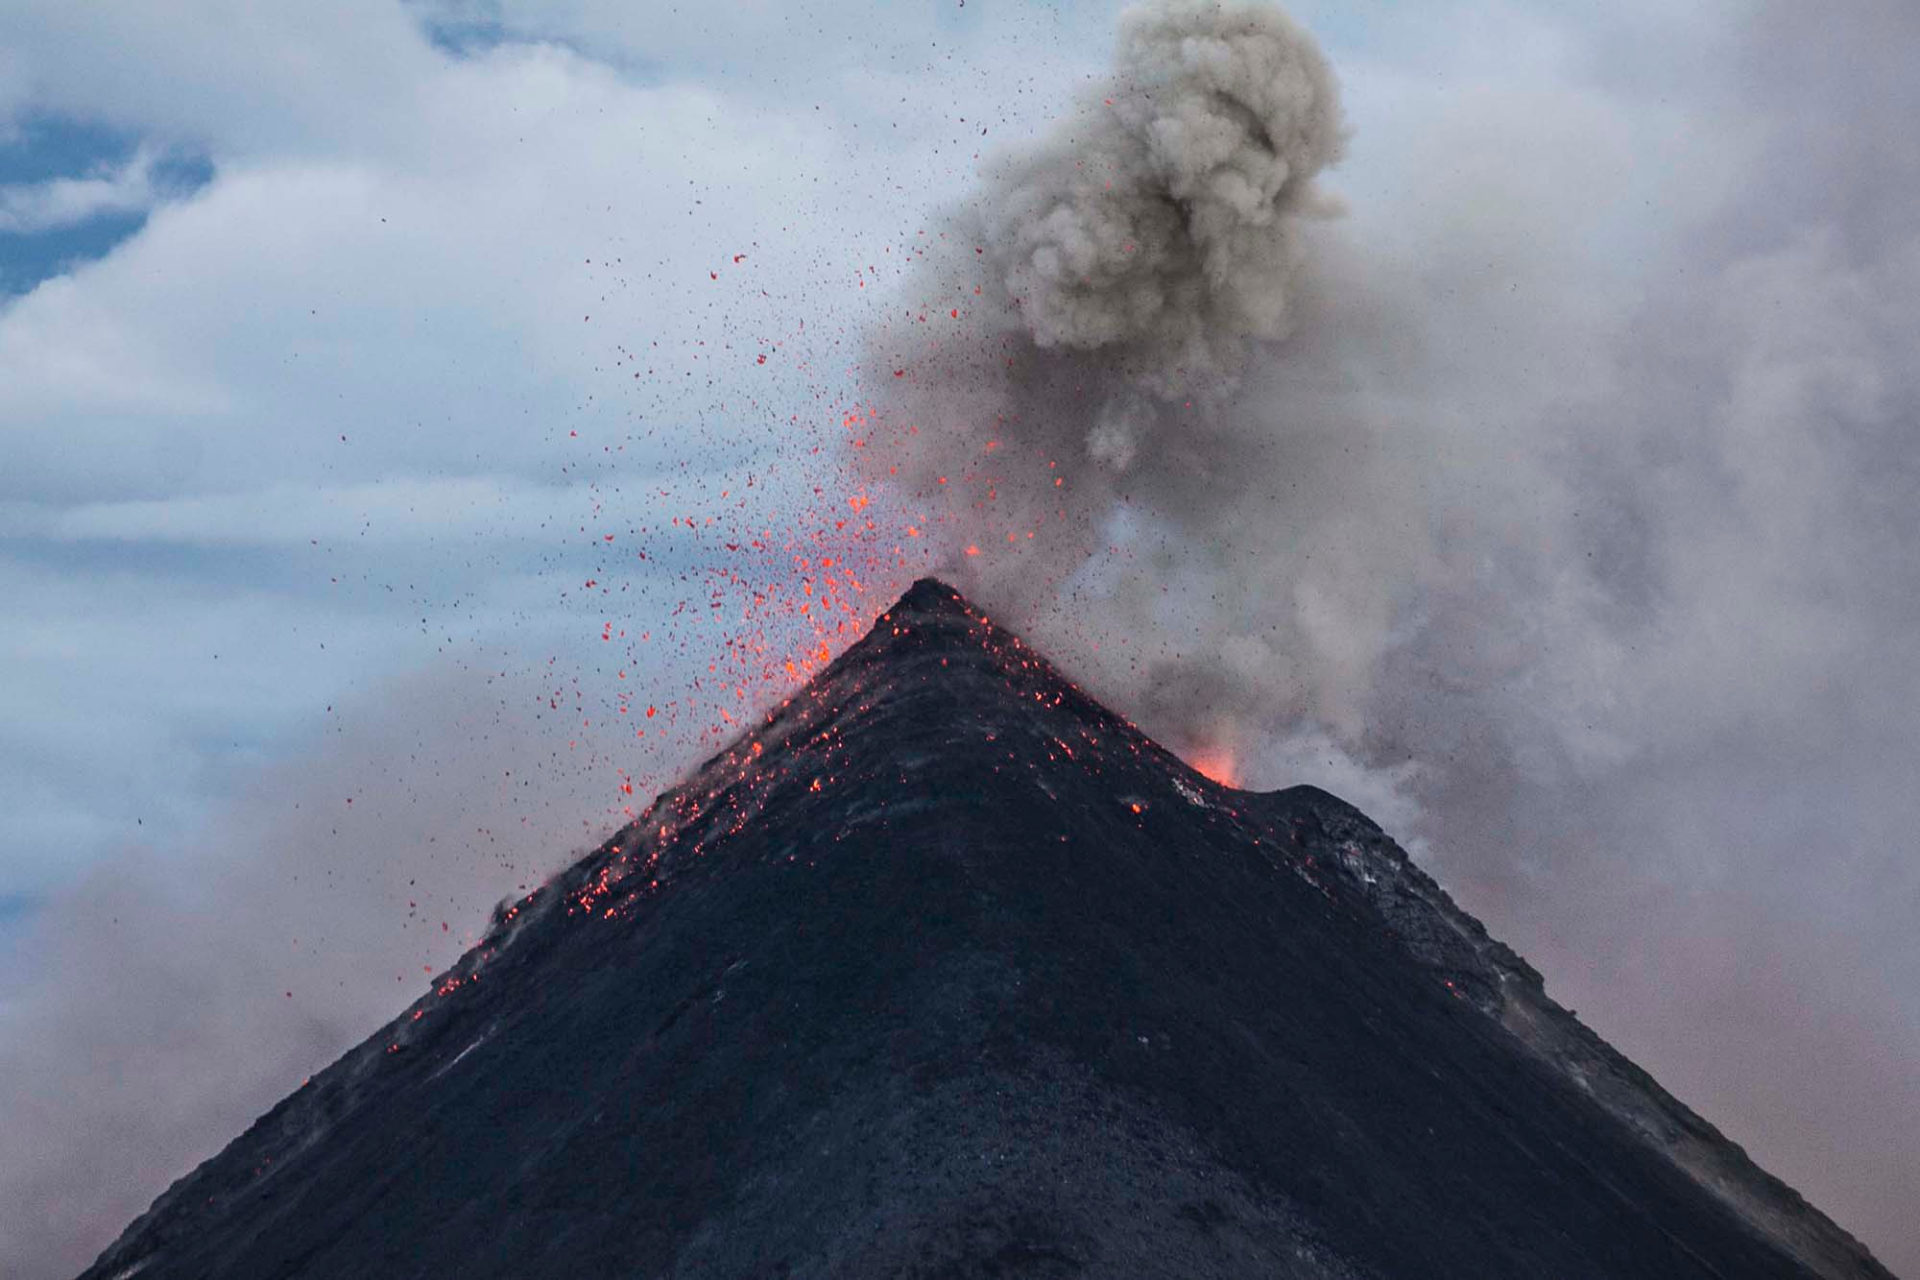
[82,579,1891,1280]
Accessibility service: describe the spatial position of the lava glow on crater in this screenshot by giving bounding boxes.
[1187,747,1240,789]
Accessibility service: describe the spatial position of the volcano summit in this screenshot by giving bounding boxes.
[81,580,1890,1279]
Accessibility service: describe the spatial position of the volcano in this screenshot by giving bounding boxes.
[82,580,1889,1279]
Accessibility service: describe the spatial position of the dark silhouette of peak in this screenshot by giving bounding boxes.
[893,574,969,614]
[82,581,1891,1280]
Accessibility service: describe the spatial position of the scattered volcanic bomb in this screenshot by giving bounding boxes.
[81,582,1891,1279]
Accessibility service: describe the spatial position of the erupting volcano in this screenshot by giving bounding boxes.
[80,581,1890,1279]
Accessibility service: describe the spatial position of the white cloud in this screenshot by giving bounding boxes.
[0,146,163,233]
[4,0,440,158]
[7,476,554,544]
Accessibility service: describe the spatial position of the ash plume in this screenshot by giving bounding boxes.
[861,0,1393,761]
[973,0,1345,373]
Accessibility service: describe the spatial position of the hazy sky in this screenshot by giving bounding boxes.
[1,2,1914,1276]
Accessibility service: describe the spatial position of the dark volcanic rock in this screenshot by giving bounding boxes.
[82,579,1892,1280]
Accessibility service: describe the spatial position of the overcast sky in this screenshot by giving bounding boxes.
[1,2,1915,1276]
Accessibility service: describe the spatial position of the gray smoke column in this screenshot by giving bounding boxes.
[861,0,1382,768]
[978,0,1344,373]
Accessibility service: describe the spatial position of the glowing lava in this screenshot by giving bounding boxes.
[1188,747,1240,789]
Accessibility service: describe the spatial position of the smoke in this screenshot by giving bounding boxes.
[861,0,1431,767]
[976,0,1344,370]
[861,0,1920,1270]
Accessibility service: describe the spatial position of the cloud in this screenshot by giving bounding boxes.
[0,146,162,234]
[2,0,440,159]
[3,476,567,545]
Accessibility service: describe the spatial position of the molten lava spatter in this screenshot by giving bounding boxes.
[79,580,1893,1280]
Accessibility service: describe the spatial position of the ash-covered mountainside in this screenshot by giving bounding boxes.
[83,580,1890,1280]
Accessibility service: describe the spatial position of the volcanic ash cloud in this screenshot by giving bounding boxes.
[861,0,1363,760]
[980,0,1345,372]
